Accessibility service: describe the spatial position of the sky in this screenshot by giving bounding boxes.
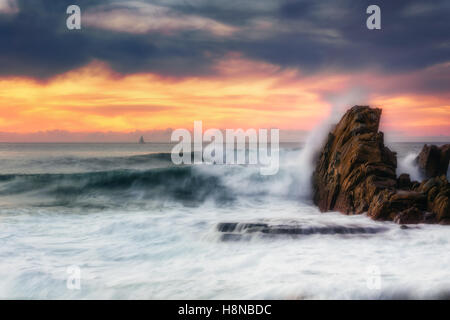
[0,0,449,142]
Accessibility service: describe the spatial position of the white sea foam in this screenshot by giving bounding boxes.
[0,200,449,299]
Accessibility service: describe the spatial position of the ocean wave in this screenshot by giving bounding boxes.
[0,166,235,207]
[0,147,312,208]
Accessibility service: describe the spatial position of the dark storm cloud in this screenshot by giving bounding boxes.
[0,0,223,77]
[0,0,449,83]
[273,0,450,73]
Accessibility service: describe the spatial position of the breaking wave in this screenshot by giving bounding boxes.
[0,167,233,207]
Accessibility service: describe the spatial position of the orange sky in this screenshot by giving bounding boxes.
[0,55,449,140]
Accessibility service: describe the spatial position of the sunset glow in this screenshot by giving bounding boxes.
[1,0,449,142]
[1,57,449,140]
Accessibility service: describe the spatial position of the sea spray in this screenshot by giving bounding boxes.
[397,153,422,181]
[295,90,367,198]
[295,108,343,199]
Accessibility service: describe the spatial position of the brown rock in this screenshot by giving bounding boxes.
[312,105,449,225]
[367,189,396,220]
[416,144,450,179]
[313,106,397,215]
[413,175,450,222]
[424,212,437,224]
[367,190,426,221]
[430,180,450,221]
[411,181,420,189]
[397,173,411,190]
[394,207,426,224]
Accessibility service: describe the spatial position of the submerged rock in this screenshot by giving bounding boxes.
[312,105,450,225]
[216,221,388,241]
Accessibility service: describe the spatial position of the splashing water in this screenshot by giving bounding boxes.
[295,105,346,198]
[397,153,422,181]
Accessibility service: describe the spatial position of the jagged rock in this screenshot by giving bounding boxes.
[394,207,425,224]
[367,189,395,220]
[312,105,449,225]
[313,106,397,215]
[411,181,420,189]
[397,173,411,190]
[426,176,450,221]
[368,190,426,221]
[416,144,450,178]
[417,176,445,193]
[410,175,450,222]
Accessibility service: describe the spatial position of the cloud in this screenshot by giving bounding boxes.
[0,0,448,95]
[0,129,174,143]
[0,57,449,139]
[0,0,18,14]
[0,0,448,142]
[402,3,437,17]
[83,2,237,36]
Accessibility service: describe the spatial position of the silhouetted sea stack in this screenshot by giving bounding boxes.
[312,106,450,225]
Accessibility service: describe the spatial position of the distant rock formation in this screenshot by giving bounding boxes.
[416,144,450,179]
[313,106,450,225]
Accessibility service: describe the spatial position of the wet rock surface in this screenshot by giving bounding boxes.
[216,222,388,241]
[313,105,450,225]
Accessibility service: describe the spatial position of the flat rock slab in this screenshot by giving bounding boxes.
[216,222,388,241]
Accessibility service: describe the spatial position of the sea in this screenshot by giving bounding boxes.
[0,140,449,299]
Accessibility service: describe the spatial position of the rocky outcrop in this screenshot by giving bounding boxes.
[416,144,450,179]
[313,106,397,214]
[397,173,411,190]
[313,105,450,225]
[416,175,450,223]
[368,189,427,221]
